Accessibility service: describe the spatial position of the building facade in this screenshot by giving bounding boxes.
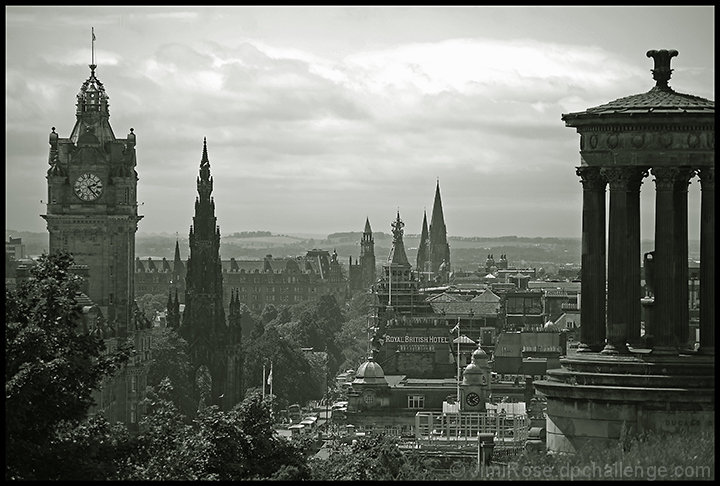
[137,249,347,314]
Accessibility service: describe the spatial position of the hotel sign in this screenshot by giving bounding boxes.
[384,335,449,344]
[383,333,450,353]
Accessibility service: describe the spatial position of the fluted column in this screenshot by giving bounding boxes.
[697,167,714,354]
[601,166,646,354]
[651,167,687,353]
[576,166,606,352]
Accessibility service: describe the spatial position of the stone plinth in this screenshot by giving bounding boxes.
[534,352,715,453]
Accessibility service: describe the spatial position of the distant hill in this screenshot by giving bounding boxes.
[6,229,700,274]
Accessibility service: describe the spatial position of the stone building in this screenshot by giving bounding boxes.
[40,60,152,429]
[177,139,243,410]
[136,248,347,314]
[535,49,714,453]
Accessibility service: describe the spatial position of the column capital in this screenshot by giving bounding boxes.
[600,166,648,191]
[652,166,694,190]
[576,166,606,191]
[697,166,715,190]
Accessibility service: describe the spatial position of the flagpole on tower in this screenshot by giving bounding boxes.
[91,27,96,66]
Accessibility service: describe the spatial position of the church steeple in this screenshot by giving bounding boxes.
[416,210,430,276]
[428,180,450,277]
[171,238,186,299]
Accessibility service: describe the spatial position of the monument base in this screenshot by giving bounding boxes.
[534,352,714,453]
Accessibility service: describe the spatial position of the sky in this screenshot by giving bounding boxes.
[5,6,715,239]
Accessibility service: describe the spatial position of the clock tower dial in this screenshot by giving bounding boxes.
[466,392,481,407]
[74,172,103,201]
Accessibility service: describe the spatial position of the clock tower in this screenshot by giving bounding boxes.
[42,62,142,336]
[460,345,492,412]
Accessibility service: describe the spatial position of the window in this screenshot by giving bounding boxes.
[130,402,137,424]
[131,376,137,393]
[408,395,425,409]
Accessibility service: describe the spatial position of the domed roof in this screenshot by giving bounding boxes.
[356,356,385,378]
[352,356,388,386]
[472,346,488,361]
[563,50,713,120]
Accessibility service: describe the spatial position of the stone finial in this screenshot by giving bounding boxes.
[646,49,679,89]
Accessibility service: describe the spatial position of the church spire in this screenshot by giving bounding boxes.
[417,209,430,275]
[428,180,450,276]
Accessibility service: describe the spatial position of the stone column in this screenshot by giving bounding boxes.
[651,167,685,353]
[697,167,714,354]
[576,167,606,352]
[601,167,646,354]
[673,168,694,348]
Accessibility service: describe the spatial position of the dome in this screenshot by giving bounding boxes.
[356,356,385,378]
[352,356,388,386]
[472,346,488,361]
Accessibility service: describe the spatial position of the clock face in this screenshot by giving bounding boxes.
[466,392,481,407]
[74,173,103,201]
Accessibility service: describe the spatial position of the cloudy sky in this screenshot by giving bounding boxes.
[6,6,714,239]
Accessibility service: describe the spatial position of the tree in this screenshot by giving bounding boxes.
[136,292,168,321]
[122,382,310,480]
[5,251,130,480]
[273,294,346,372]
[309,434,438,480]
[242,326,322,409]
[146,326,197,418]
[46,415,134,481]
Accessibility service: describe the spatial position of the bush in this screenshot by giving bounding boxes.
[460,428,715,481]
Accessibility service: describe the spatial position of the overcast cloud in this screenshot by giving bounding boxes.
[5,6,714,238]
